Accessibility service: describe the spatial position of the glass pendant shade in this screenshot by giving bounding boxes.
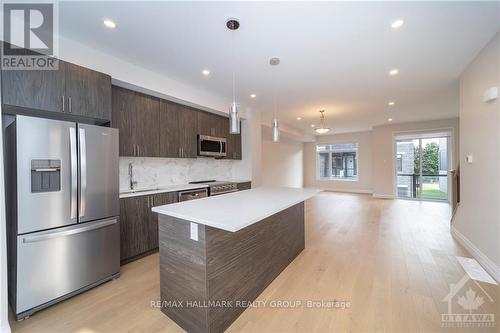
[314,110,330,134]
[229,101,240,134]
[314,127,330,134]
[272,118,280,142]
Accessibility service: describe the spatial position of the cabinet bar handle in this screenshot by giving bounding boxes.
[68,97,72,113]
[62,96,65,112]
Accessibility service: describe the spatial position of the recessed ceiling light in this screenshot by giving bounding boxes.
[250,93,256,98]
[388,101,395,106]
[311,124,315,128]
[296,117,302,120]
[103,19,116,29]
[202,69,210,76]
[389,69,399,76]
[388,118,393,122]
[391,19,404,29]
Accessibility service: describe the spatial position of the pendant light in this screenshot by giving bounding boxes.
[270,57,280,142]
[314,110,331,134]
[227,18,240,134]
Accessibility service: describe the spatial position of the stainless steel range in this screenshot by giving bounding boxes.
[5,115,120,320]
[189,180,238,196]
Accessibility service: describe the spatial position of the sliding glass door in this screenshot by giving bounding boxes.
[396,136,449,201]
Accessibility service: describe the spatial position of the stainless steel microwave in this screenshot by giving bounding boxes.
[197,135,227,157]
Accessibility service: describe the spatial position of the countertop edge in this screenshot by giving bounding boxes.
[152,190,318,232]
[119,180,252,199]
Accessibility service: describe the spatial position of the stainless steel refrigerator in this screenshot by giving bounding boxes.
[5,115,120,320]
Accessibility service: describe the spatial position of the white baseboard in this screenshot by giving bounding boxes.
[451,225,500,284]
[372,193,395,199]
[321,188,373,195]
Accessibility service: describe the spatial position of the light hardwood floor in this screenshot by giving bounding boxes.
[10,192,499,333]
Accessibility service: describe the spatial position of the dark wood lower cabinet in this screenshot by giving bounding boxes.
[120,196,149,263]
[236,181,251,191]
[149,192,178,249]
[120,191,178,264]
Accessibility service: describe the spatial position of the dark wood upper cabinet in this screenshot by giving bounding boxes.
[233,130,242,160]
[178,106,198,158]
[112,86,160,157]
[1,59,65,113]
[160,101,197,158]
[159,100,180,158]
[112,86,241,159]
[63,62,111,120]
[214,115,229,138]
[197,111,219,137]
[226,130,242,160]
[112,86,137,157]
[1,57,111,121]
[134,92,160,157]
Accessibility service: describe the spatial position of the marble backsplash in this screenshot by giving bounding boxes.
[119,157,236,191]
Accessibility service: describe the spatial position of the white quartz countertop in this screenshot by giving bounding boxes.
[119,180,252,198]
[119,184,209,199]
[152,187,319,232]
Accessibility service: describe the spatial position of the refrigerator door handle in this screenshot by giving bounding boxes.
[79,127,87,218]
[22,218,118,243]
[70,127,78,220]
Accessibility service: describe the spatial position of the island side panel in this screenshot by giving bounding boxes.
[205,202,305,333]
[158,216,209,332]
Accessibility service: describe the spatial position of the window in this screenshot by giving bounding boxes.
[316,143,358,180]
[396,154,403,173]
[439,149,447,172]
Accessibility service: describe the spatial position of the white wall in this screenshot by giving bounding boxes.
[232,111,262,186]
[261,127,304,188]
[304,131,373,193]
[453,33,500,281]
[371,118,459,198]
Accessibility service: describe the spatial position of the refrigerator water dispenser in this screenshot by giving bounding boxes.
[31,159,61,193]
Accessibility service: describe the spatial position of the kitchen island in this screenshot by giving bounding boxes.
[152,187,318,333]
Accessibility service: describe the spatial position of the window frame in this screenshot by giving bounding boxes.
[316,142,359,181]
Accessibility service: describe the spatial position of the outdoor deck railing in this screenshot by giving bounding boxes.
[397,173,448,199]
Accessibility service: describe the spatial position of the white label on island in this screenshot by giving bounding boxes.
[190,222,198,241]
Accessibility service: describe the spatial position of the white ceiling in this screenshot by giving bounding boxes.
[59,1,499,134]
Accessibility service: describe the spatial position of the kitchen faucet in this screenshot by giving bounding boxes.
[129,163,138,190]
